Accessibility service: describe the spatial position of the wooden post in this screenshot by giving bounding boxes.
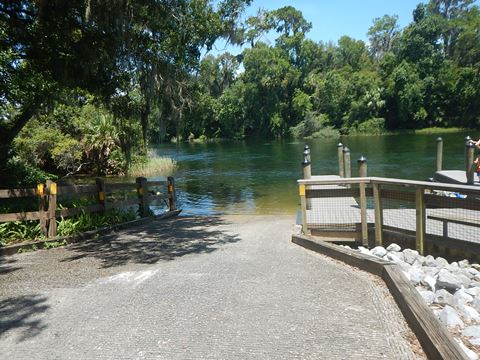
[167,176,177,211]
[357,156,368,246]
[466,141,475,185]
[415,187,426,255]
[136,177,149,216]
[436,137,443,172]
[46,180,57,238]
[37,183,47,236]
[96,178,106,212]
[299,183,309,235]
[373,182,383,247]
[302,149,311,179]
[464,136,471,170]
[337,143,344,177]
[343,146,351,178]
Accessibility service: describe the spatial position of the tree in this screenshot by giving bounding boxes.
[368,15,400,62]
[0,0,251,167]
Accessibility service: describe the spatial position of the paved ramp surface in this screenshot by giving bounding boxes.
[0,215,424,359]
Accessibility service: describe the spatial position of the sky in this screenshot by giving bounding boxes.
[209,0,429,55]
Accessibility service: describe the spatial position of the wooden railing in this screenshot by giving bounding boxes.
[298,176,480,260]
[0,176,177,239]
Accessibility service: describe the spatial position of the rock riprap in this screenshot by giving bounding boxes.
[343,243,480,359]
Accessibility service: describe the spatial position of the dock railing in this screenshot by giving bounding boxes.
[298,176,480,261]
[0,177,178,239]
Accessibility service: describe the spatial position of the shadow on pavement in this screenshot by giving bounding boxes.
[62,216,240,268]
[0,294,49,342]
[0,256,20,275]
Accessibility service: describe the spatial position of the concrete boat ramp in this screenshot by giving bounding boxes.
[0,215,425,359]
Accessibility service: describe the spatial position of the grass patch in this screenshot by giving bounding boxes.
[412,127,468,134]
[129,155,177,177]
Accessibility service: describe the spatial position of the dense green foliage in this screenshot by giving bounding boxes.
[0,208,136,247]
[182,1,480,140]
[0,0,251,183]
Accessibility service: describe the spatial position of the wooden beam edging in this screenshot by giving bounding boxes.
[291,234,468,360]
[0,210,182,256]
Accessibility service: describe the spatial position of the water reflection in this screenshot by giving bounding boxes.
[152,132,471,215]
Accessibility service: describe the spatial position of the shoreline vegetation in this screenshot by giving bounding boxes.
[128,154,178,178]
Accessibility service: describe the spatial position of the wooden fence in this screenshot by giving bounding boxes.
[298,176,480,261]
[0,176,177,239]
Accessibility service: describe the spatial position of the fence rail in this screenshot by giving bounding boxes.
[298,176,480,261]
[0,176,177,239]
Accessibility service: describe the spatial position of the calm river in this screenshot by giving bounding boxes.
[151,131,473,215]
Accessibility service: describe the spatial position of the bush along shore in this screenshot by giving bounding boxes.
[344,244,480,359]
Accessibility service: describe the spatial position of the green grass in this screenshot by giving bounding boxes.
[345,126,469,137]
[128,156,177,177]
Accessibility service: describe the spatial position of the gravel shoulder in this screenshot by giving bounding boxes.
[1,215,425,359]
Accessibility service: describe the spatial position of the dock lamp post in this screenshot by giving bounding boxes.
[436,137,443,172]
[302,146,311,179]
[343,146,351,178]
[357,156,368,178]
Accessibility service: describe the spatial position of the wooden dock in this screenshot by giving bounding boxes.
[434,170,480,186]
[299,175,480,261]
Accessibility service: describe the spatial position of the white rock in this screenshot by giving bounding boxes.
[472,298,480,313]
[408,267,425,286]
[421,275,436,292]
[417,288,435,304]
[437,269,463,292]
[466,267,479,276]
[458,273,473,288]
[402,270,411,281]
[447,262,460,273]
[459,259,470,268]
[471,264,480,271]
[371,246,387,258]
[460,269,475,279]
[403,249,419,265]
[454,338,479,360]
[439,305,464,328]
[470,337,480,346]
[386,243,401,252]
[463,325,480,338]
[465,287,480,298]
[454,288,474,304]
[436,257,449,268]
[386,252,404,263]
[357,246,371,256]
[456,303,480,323]
[423,255,437,267]
[434,289,455,306]
[423,266,440,277]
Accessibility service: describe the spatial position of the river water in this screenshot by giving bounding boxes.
[151,131,473,215]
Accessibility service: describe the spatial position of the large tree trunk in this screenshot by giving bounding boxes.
[0,104,39,169]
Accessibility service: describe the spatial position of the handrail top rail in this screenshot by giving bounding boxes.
[298,176,480,193]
